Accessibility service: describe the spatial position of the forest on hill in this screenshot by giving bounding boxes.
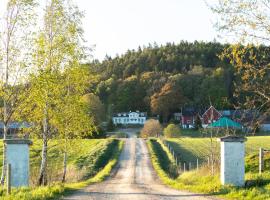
[87,41,236,122]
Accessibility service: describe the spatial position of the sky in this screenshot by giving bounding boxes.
[0,0,218,61]
[76,0,218,60]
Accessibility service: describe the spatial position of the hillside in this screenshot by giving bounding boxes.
[88,41,235,122]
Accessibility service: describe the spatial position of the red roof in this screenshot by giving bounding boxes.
[202,106,222,124]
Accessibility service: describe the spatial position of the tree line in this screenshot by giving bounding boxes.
[87,41,236,122]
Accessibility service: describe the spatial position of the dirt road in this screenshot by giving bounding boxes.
[63,129,214,200]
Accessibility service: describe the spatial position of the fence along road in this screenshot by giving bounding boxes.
[63,128,214,200]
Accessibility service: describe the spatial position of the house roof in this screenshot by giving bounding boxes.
[113,111,147,117]
[202,106,222,117]
[0,122,31,129]
[208,117,242,129]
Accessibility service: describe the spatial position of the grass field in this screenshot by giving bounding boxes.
[0,139,124,199]
[149,137,270,200]
[165,136,270,167]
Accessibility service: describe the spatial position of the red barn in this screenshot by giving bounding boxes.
[202,106,222,127]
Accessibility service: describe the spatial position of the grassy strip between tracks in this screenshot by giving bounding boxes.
[0,139,124,200]
[147,138,270,200]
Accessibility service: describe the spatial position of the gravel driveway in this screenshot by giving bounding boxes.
[63,129,215,200]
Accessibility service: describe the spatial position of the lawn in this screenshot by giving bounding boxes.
[0,139,124,199]
[165,136,270,166]
[149,137,270,200]
[0,139,111,184]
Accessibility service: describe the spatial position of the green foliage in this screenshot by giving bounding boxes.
[90,41,234,116]
[164,124,181,138]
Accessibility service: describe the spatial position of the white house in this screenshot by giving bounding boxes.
[113,111,147,125]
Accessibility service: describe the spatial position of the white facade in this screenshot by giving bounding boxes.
[113,111,147,125]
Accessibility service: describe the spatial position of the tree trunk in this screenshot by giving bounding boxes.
[38,137,48,186]
[62,151,67,183]
[0,123,8,185]
[1,31,9,185]
[38,106,49,186]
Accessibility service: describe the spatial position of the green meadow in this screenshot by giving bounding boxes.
[149,137,270,200]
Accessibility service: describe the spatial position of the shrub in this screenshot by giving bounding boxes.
[140,119,162,138]
[164,124,181,138]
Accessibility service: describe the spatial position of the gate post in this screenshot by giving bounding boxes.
[259,148,264,174]
[5,139,32,187]
[219,136,247,187]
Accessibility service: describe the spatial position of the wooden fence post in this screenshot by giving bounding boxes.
[189,162,192,170]
[183,162,186,172]
[259,148,264,174]
[7,163,11,195]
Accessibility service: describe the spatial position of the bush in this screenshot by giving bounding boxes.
[164,124,181,138]
[140,119,162,138]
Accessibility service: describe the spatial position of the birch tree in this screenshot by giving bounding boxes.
[20,0,88,185]
[55,66,95,183]
[0,0,37,185]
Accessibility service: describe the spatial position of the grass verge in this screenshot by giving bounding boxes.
[0,139,124,200]
[148,138,270,200]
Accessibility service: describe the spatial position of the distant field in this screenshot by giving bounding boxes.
[0,139,114,185]
[166,136,270,164]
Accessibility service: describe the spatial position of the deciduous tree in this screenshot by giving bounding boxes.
[150,83,185,122]
[0,0,37,185]
[140,119,162,138]
[164,124,181,138]
[211,0,270,125]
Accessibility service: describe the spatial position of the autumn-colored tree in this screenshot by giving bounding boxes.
[140,119,162,138]
[211,0,270,128]
[164,124,181,138]
[150,82,185,122]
